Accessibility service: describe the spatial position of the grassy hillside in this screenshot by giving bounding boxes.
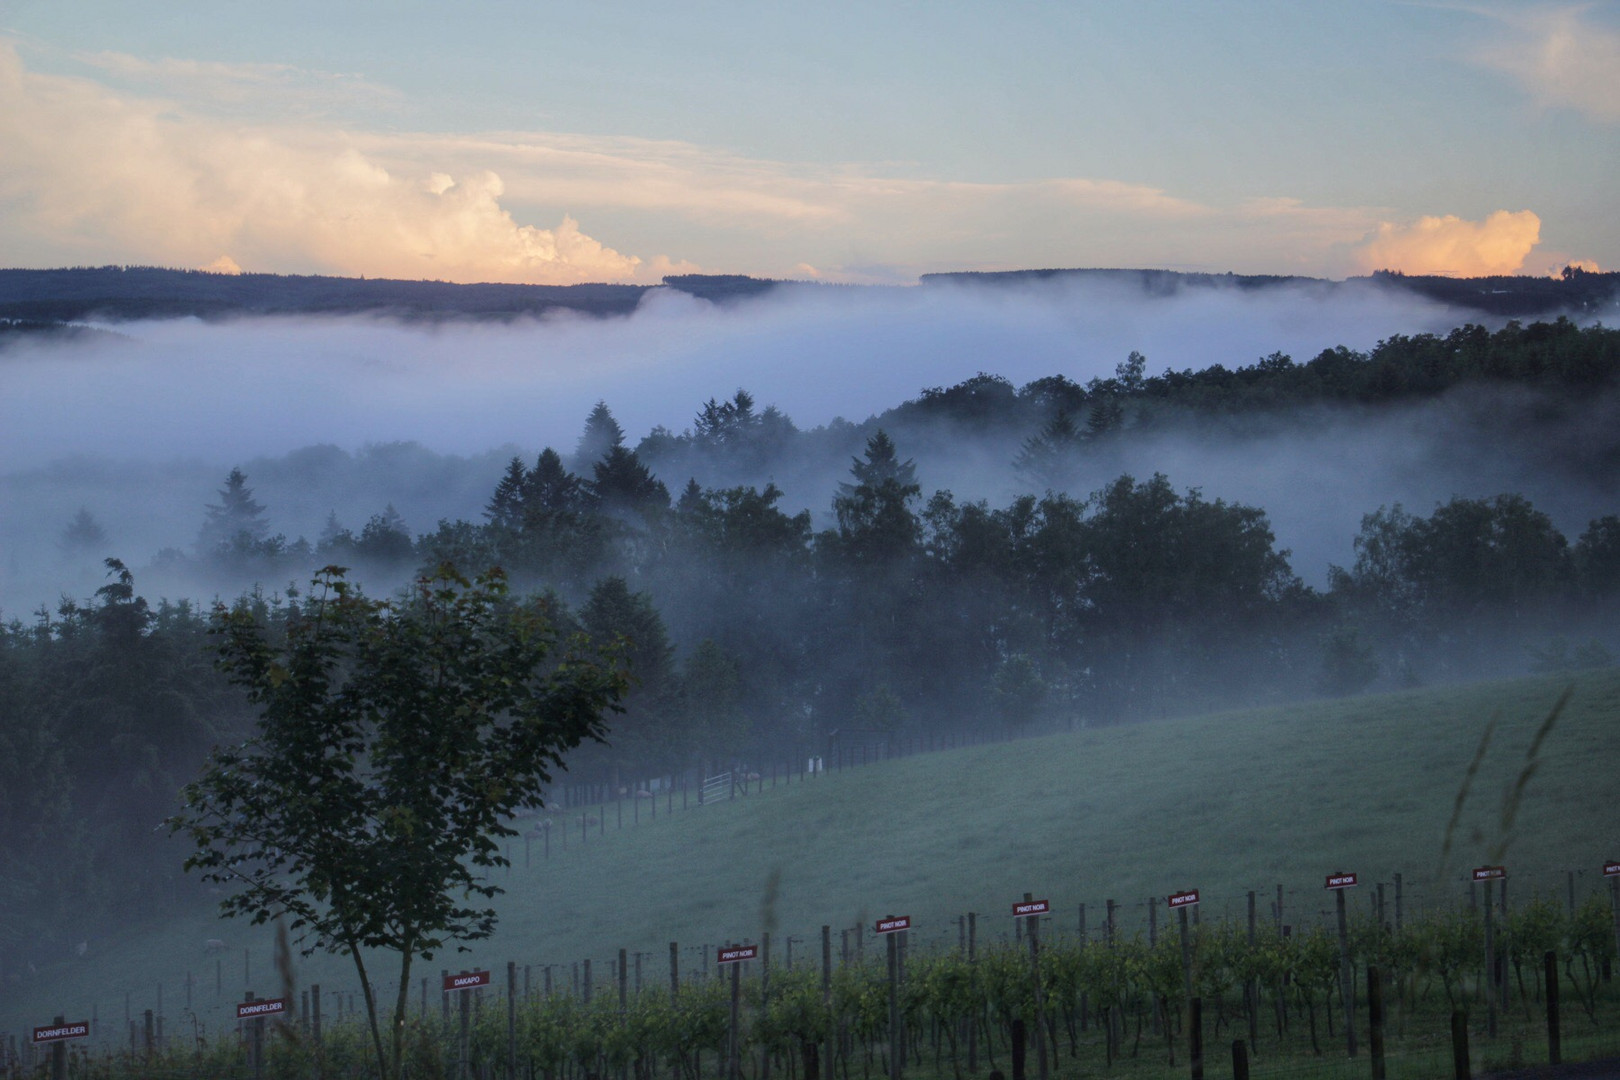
[5,667,1617,1041]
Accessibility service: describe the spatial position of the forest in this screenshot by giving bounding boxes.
[2,315,1618,978]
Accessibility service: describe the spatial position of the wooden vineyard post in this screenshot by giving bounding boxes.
[730,954,741,1080]
[460,974,472,1080]
[507,962,519,1080]
[1246,890,1258,1051]
[1177,902,1193,1003]
[1473,867,1506,1038]
[967,913,978,1073]
[1544,951,1561,1066]
[1368,966,1386,1080]
[671,942,681,1080]
[718,944,758,1080]
[823,926,835,1080]
[1188,997,1203,1080]
[1451,1010,1470,1080]
[887,924,901,1080]
[1606,863,1620,978]
[1168,889,1199,1070]
[311,982,322,1045]
[1394,873,1403,933]
[1012,897,1050,1080]
[1026,898,1048,1080]
[48,1015,66,1080]
[1484,880,1497,1038]
[1326,872,1358,1057]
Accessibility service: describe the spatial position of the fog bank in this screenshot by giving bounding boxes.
[0,276,1599,615]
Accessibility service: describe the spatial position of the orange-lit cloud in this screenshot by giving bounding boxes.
[1352,210,1541,276]
[0,43,687,284]
[1474,6,1620,123]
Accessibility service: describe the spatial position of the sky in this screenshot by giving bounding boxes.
[0,1,1616,284]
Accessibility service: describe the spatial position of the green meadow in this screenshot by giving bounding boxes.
[5,667,1617,1045]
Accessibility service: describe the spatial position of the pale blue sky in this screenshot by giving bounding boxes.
[1,1,1615,281]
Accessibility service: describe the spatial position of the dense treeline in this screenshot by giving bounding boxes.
[4,318,1618,976]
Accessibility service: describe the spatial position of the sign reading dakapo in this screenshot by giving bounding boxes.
[1324,872,1358,890]
[1167,890,1200,909]
[1012,899,1050,918]
[32,1022,89,1044]
[717,945,758,965]
[236,999,288,1021]
[875,916,911,934]
[442,971,492,992]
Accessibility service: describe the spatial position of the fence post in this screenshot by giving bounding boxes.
[1451,1011,1470,1080]
[1544,951,1560,1066]
[1231,1039,1248,1080]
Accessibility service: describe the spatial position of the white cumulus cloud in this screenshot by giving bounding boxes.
[0,42,683,284]
[1352,210,1542,276]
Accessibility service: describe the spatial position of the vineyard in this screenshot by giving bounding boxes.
[6,669,1620,1079]
[11,878,1620,1080]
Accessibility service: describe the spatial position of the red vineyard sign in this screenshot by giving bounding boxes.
[1324,872,1358,890]
[442,971,492,992]
[32,1022,89,1044]
[1013,899,1050,918]
[1472,865,1506,881]
[875,916,911,934]
[236,999,287,1021]
[1167,890,1200,909]
[717,945,758,965]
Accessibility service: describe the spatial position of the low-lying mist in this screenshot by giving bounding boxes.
[1,275,1612,616]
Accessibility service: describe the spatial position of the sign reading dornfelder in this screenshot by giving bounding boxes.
[236,999,288,1021]
[875,916,911,934]
[1603,861,1619,878]
[717,944,758,965]
[32,1021,89,1044]
[1472,865,1507,882]
[1167,890,1200,909]
[1324,872,1358,890]
[442,970,492,992]
[1012,899,1050,918]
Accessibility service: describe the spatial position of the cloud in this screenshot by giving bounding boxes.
[1473,5,1620,122]
[201,255,243,274]
[0,42,684,284]
[1352,210,1541,276]
[0,38,1403,282]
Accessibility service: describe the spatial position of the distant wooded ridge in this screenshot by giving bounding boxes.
[1,264,1616,324]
